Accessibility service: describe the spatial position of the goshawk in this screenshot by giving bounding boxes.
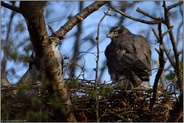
[105,26,151,88]
[29,37,63,93]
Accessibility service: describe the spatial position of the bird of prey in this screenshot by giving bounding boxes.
[29,37,63,93]
[29,52,41,85]
[48,37,64,75]
[105,26,151,88]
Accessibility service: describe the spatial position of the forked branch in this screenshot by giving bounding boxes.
[55,1,109,39]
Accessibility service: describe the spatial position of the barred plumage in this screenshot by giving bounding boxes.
[49,37,64,75]
[29,53,41,85]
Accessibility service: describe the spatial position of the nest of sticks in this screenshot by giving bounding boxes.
[1,80,182,122]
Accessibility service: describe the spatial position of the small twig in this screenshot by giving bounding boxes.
[103,10,111,16]
[161,26,173,38]
[95,8,111,122]
[162,42,176,69]
[99,108,107,121]
[1,1,21,13]
[151,28,159,41]
[111,6,162,24]
[152,27,176,69]
[155,48,160,54]
[48,25,57,37]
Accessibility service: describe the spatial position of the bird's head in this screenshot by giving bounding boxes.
[106,26,131,38]
[49,37,61,47]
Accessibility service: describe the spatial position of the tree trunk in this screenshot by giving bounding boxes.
[20,2,76,121]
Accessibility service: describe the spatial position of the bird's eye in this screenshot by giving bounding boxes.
[114,31,118,34]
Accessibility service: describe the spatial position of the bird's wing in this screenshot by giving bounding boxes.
[131,35,151,81]
[105,35,136,77]
[133,35,151,68]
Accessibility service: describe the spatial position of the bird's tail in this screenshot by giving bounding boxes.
[132,71,150,88]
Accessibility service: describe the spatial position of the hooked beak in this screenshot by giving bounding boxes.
[106,33,111,38]
[58,41,62,45]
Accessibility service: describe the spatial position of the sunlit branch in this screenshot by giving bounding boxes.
[55,1,109,40]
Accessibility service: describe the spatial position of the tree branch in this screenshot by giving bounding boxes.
[136,7,159,20]
[55,1,109,39]
[163,1,183,91]
[152,27,176,69]
[166,1,183,11]
[95,8,111,122]
[149,1,183,112]
[162,42,176,69]
[149,23,166,111]
[1,1,21,13]
[111,6,163,24]
[151,28,159,41]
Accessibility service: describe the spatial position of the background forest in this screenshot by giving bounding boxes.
[1,1,183,122]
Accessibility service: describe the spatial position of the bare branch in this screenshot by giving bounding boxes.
[163,1,183,91]
[152,27,176,69]
[48,25,57,36]
[55,1,109,40]
[162,42,176,68]
[136,7,159,20]
[149,23,166,111]
[95,8,111,122]
[161,26,174,38]
[95,8,111,82]
[166,1,183,11]
[1,1,21,13]
[151,28,159,41]
[111,6,162,24]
